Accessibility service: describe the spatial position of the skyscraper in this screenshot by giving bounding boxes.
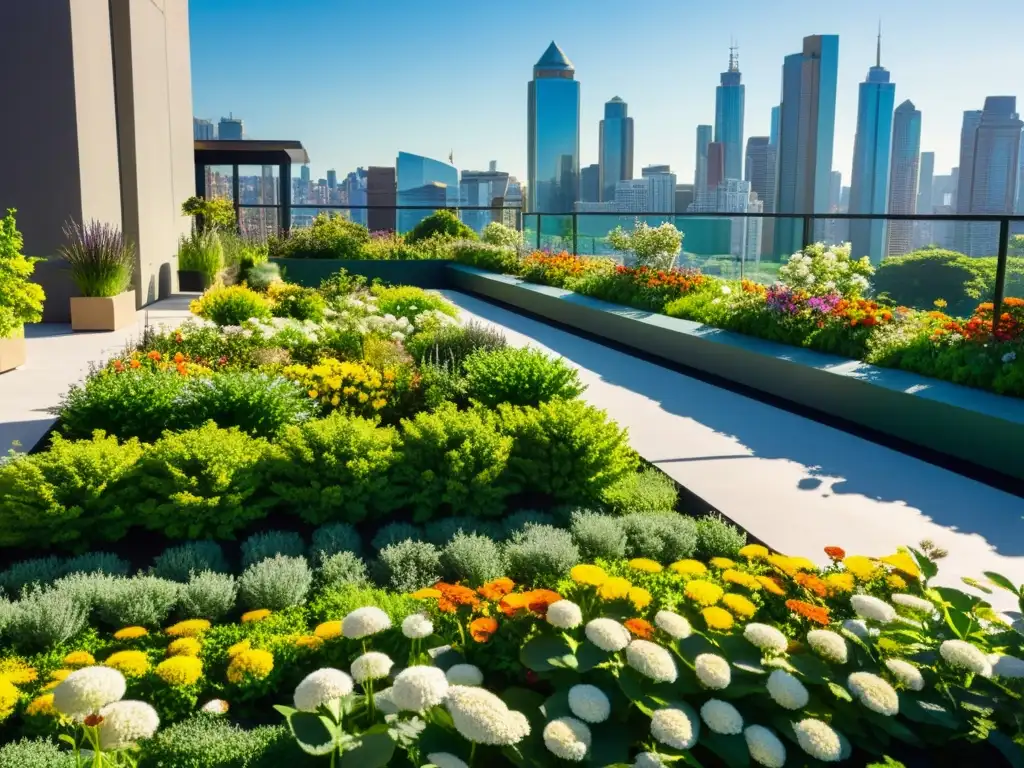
[774,34,840,257]
[745,137,776,256]
[886,100,922,257]
[528,42,580,213]
[218,115,243,140]
[707,143,726,191]
[715,45,745,182]
[913,151,935,250]
[694,125,712,194]
[326,170,337,190]
[1017,134,1024,218]
[460,167,511,233]
[642,165,677,213]
[614,179,649,213]
[770,106,780,147]
[193,118,214,140]
[300,165,310,185]
[367,167,397,232]
[395,151,459,232]
[599,97,634,202]
[580,164,600,202]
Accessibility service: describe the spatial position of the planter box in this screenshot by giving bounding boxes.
[70,291,137,332]
[177,270,206,292]
[270,259,451,289]
[447,265,1024,482]
[0,327,26,373]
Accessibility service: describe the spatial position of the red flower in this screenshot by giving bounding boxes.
[824,546,846,560]
[624,618,655,639]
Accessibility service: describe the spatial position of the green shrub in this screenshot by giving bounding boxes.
[182,195,236,231]
[450,240,522,273]
[310,522,363,562]
[505,524,580,585]
[0,432,144,549]
[621,512,698,563]
[58,371,185,442]
[570,510,628,561]
[405,209,476,244]
[177,373,318,439]
[319,552,368,589]
[246,261,282,291]
[602,468,678,515]
[241,530,306,568]
[0,557,63,598]
[694,514,747,558]
[139,715,296,768]
[62,552,130,577]
[177,228,224,283]
[268,213,370,260]
[374,540,441,592]
[94,575,180,628]
[307,583,420,626]
[498,400,638,506]
[370,285,458,322]
[153,541,229,582]
[370,522,422,552]
[178,571,237,621]
[269,284,326,322]
[5,589,88,651]
[424,516,502,546]
[46,572,119,615]
[238,555,311,610]
[317,268,367,303]
[268,413,403,525]
[397,404,513,521]
[441,532,505,585]
[190,285,272,326]
[418,360,469,409]
[406,319,507,366]
[872,249,988,315]
[463,346,584,407]
[0,597,12,640]
[59,219,135,298]
[0,209,45,337]
[502,509,559,538]
[481,222,524,249]
[0,738,75,768]
[358,231,433,261]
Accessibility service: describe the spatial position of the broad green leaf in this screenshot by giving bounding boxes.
[617,667,648,703]
[542,688,573,720]
[988,731,1024,768]
[520,635,576,672]
[908,547,939,581]
[339,727,396,768]
[787,654,833,684]
[586,726,632,766]
[576,640,612,672]
[701,731,751,768]
[983,571,1021,596]
[899,696,960,730]
[286,711,338,756]
[273,704,298,718]
[962,577,994,595]
[827,681,853,702]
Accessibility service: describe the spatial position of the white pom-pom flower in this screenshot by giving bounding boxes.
[373,687,400,715]
[350,652,394,683]
[543,717,591,761]
[445,664,484,687]
[200,699,229,715]
[766,669,808,710]
[342,606,392,638]
[891,593,936,615]
[807,630,848,664]
[848,672,899,716]
[294,668,354,712]
[850,595,896,624]
[650,706,699,750]
[743,623,788,653]
[885,658,925,691]
[547,600,583,629]
[842,619,877,640]
[96,700,159,750]
[391,666,449,712]
[626,640,678,683]
[940,640,992,677]
[567,684,611,723]
[694,653,731,690]
[427,753,469,768]
[700,699,743,735]
[744,724,787,768]
[633,754,666,768]
[584,618,631,652]
[402,613,433,639]
[989,654,1024,679]
[654,610,691,639]
[445,685,530,745]
[53,667,127,719]
[793,718,844,762]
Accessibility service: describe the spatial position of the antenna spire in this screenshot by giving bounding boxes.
[728,37,739,72]
[876,20,882,67]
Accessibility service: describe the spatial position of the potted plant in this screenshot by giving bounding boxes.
[60,219,137,332]
[0,209,45,372]
[177,228,223,291]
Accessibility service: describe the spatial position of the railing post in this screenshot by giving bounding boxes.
[231,164,241,236]
[992,217,1010,339]
[536,215,541,250]
[572,212,578,256]
[801,215,814,252]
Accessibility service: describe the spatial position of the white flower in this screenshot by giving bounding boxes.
[885,658,925,691]
[850,595,896,624]
[391,666,449,712]
[793,718,844,762]
[1003,351,1017,364]
[543,717,591,761]
[96,700,159,750]
[633,753,666,768]
[402,613,434,639]
[650,706,699,750]
[940,640,992,677]
[567,684,611,723]
[342,606,392,638]
[373,687,400,715]
[626,640,678,683]
[891,593,936,615]
[807,630,848,664]
[766,669,808,710]
[847,672,899,716]
[654,610,691,639]
[445,685,530,745]
[584,618,630,652]
[547,600,583,629]
[445,664,483,687]
[200,699,229,715]
[700,699,743,735]
[427,753,469,768]
[745,725,787,768]
[721,285,732,295]
[350,652,394,683]
[694,653,731,690]
[391,331,405,341]
[850,274,870,291]
[989,654,1024,679]
[743,623,788,653]
[842,619,878,640]
[53,667,126,720]
[294,668,354,712]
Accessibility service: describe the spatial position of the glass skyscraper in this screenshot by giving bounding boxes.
[599,97,634,202]
[714,47,745,182]
[527,42,580,213]
[694,124,712,194]
[396,151,459,233]
[886,100,922,258]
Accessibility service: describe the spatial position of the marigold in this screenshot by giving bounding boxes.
[710,557,737,569]
[739,544,770,560]
[166,619,212,638]
[628,558,663,573]
[241,609,272,623]
[786,600,830,626]
[313,621,343,640]
[625,618,656,639]
[411,587,442,599]
[477,578,515,601]
[129,359,141,369]
[227,640,251,659]
[104,650,150,678]
[147,350,161,361]
[756,576,786,596]
[49,669,73,683]
[787,557,817,572]
[767,555,798,577]
[880,552,920,578]
[113,626,149,641]
[167,638,202,657]
[293,635,324,650]
[824,546,846,560]
[436,582,481,613]
[26,693,57,717]
[0,659,37,685]
[570,564,608,586]
[156,656,203,687]
[629,587,653,610]
[597,577,632,601]
[887,574,907,590]
[670,560,708,576]
[843,556,879,581]
[499,593,530,617]
[685,580,724,606]
[722,569,761,590]
[794,572,828,598]
[722,593,757,619]
[525,589,563,614]
[226,649,274,684]
[469,617,499,643]
[702,607,735,631]
[824,573,855,595]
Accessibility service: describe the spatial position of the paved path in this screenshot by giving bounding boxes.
[443,291,1024,613]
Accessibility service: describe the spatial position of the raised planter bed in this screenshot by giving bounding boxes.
[447,264,1024,483]
[269,258,451,288]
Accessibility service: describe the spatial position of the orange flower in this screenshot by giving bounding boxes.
[112,360,124,372]
[785,599,830,626]
[173,352,185,363]
[794,572,828,598]
[129,359,141,369]
[83,713,104,727]
[469,617,498,643]
[499,593,529,617]
[477,578,515,601]
[824,546,846,560]
[435,583,481,613]
[624,618,655,639]
[147,350,161,361]
[525,589,562,615]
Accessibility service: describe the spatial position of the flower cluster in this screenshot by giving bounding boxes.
[281,357,394,415]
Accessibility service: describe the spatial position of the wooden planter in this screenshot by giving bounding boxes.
[70,290,137,332]
[0,327,26,373]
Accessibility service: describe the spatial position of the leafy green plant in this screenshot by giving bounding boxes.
[450,239,522,273]
[268,212,370,259]
[140,715,294,768]
[0,209,44,338]
[178,571,237,621]
[405,319,507,366]
[374,540,442,592]
[608,219,683,270]
[319,551,368,589]
[5,589,88,651]
[310,522,363,562]
[621,511,698,561]
[441,531,506,585]
[602,467,678,515]
[370,522,422,552]
[306,583,420,626]
[238,555,312,611]
[177,372,318,438]
[177,228,224,284]
[241,530,306,568]
[370,284,458,321]
[182,195,236,230]
[152,541,230,582]
[694,513,747,558]
[570,509,628,560]
[267,283,326,322]
[505,524,580,585]
[0,738,75,768]
[58,369,185,442]
[404,209,476,244]
[462,346,585,407]
[873,249,990,314]
[481,221,525,249]
[190,285,272,326]
[58,219,135,297]
[246,261,282,291]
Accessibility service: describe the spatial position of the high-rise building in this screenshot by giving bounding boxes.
[326,170,337,190]
[745,136,776,255]
[774,34,840,257]
[715,45,745,181]
[689,179,761,262]
[218,115,243,140]
[770,106,780,147]
[955,97,1023,255]
[694,125,712,194]
[675,184,695,214]
[367,167,397,232]
[504,176,524,229]
[395,151,459,232]
[580,163,600,202]
[824,170,849,245]
[528,42,580,213]
[886,100,922,258]
[848,31,895,264]
[913,151,936,249]
[300,165,310,184]
[599,97,634,202]
[642,165,677,213]
[707,142,726,191]
[193,118,214,140]
[1017,134,1024,218]
[460,167,511,233]
[614,179,649,213]
[343,168,368,227]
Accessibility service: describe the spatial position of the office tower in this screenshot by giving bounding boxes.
[689,179,760,261]
[824,170,849,245]
[707,142,726,191]
[326,170,337,190]
[675,184,695,214]
[504,176,524,229]
[367,167,397,232]
[580,163,600,202]
[745,137,776,256]
[913,152,936,249]
[343,168,368,227]
[218,114,244,140]
[886,100,922,257]
[848,31,895,264]
[396,151,459,232]
[956,98,1024,255]
[774,34,840,257]
[695,125,712,193]
[642,165,677,213]
[715,45,745,181]
[528,42,580,213]
[770,106,780,147]
[489,160,497,172]
[193,118,214,140]
[300,165,310,184]
[461,167,511,233]
[614,179,649,213]
[599,97,634,202]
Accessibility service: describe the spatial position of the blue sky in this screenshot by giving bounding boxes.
[189,0,1024,184]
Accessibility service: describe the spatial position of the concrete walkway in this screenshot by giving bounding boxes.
[443,291,1024,612]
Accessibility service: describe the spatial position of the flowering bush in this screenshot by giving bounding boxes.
[189,285,273,326]
[778,242,875,298]
[608,219,684,270]
[281,358,395,417]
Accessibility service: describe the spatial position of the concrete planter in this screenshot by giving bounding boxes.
[270,259,451,289]
[0,327,27,373]
[448,265,1024,482]
[70,290,137,332]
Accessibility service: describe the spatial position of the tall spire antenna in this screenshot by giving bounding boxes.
[876,20,882,67]
[728,37,739,72]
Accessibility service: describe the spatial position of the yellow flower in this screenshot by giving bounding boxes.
[767,555,798,577]
[357,392,369,403]
[629,587,653,610]
[843,556,880,581]
[887,574,907,590]
[880,552,920,579]
[227,640,252,659]
[722,593,757,619]
[293,635,324,650]
[702,607,735,631]
[49,669,73,683]
[628,558,663,573]
[684,580,724,606]
[308,390,319,399]
[241,609,272,623]
[167,638,202,657]
[825,573,855,595]
[313,621,343,640]
[226,649,274,684]
[114,626,149,641]
[739,544,770,560]
[722,569,761,590]
[787,557,817,572]
[598,577,632,601]
[570,564,608,587]
[0,659,37,685]
[166,619,212,638]
[0,679,19,719]
[331,395,341,407]
[411,588,442,599]
[710,557,737,569]
[669,560,708,576]
[25,693,57,717]
[63,651,96,667]
[755,576,786,596]
[155,656,203,687]
[104,650,150,678]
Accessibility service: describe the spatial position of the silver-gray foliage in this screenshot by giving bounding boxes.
[310,522,362,563]
[241,530,306,568]
[238,555,311,610]
[319,551,368,589]
[504,524,580,585]
[62,552,131,578]
[441,532,506,586]
[94,575,181,628]
[178,571,237,621]
[570,510,627,561]
[6,589,88,651]
[695,513,747,558]
[0,556,63,598]
[621,512,698,562]
[152,541,230,582]
[375,540,441,593]
[371,522,422,552]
